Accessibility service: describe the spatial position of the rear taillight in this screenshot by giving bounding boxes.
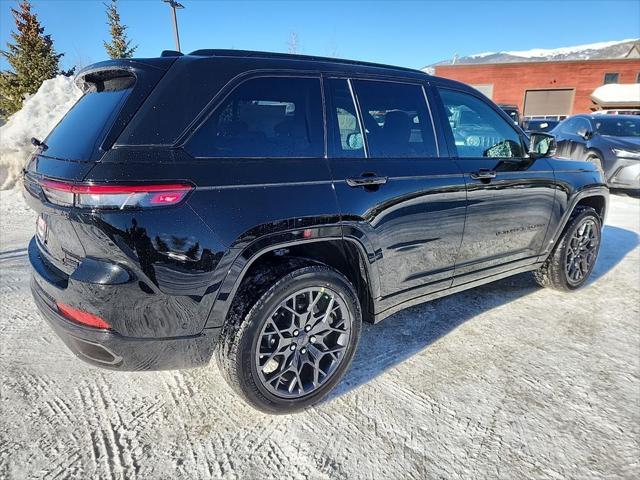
[39,179,193,209]
[56,302,111,330]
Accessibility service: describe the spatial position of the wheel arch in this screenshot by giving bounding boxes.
[544,186,608,258]
[205,232,380,330]
[585,147,604,160]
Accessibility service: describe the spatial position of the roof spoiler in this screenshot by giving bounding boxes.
[161,50,183,57]
[75,57,178,90]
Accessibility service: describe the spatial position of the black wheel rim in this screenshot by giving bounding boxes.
[255,287,351,399]
[565,218,599,285]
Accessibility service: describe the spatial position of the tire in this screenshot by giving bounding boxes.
[533,207,602,291]
[216,264,362,414]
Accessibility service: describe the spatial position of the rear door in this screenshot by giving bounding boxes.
[435,87,556,283]
[325,77,467,310]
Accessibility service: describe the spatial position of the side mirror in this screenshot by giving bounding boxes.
[346,132,364,150]
[576,128,592,140]
[529,132,557,159]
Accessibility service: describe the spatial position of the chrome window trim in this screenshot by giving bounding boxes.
[347,78,369,159]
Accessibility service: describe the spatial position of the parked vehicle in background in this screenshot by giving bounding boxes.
[552,114,640,190]
[592,109,640,116]
[498,103,521,125]
[525,115,568,122]
[522,119,559,134]
[24,50,608,413]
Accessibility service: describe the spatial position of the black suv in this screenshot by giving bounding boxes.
[24,50,608,413]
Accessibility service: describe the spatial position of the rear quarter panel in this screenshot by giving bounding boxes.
[89,148,343,331]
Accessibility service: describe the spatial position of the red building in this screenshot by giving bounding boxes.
[434,58,640,117]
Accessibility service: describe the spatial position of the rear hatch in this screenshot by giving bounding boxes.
[24,57,176,274]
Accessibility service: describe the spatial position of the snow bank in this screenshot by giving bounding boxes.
[0,75,81,190]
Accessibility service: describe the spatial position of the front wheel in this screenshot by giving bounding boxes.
[216,265,362,414]
[534,207,602,291]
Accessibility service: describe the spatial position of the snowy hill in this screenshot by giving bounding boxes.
[426,38,639,71]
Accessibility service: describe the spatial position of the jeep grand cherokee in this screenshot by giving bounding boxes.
[24,50,608,413]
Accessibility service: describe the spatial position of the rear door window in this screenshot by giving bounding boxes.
[351,80,437,158]
[438,88,524,158]
[186,76,324,158]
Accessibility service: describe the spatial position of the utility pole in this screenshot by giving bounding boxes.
[162,0,184,52]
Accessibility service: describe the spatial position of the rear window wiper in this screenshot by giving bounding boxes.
[31,137,48,151]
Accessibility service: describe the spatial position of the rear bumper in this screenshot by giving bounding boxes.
[29,237,219,371]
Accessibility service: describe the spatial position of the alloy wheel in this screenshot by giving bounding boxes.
[255,287,351,398]
[565,218,599,285]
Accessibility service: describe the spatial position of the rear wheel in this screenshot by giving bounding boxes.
[216,265,362,414]
[534,207,602,291]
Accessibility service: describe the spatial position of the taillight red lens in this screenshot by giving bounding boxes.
[40,180,74,207]
[56,302,111,330]
[39,179,192,209]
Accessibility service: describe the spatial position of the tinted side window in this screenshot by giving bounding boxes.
[326,79,365,158]
[352,80,437,158]
[439,89,524,158]
[187,77,323,158]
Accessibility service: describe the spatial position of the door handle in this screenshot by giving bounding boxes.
[346,175,388,188]
[470,169,497,180]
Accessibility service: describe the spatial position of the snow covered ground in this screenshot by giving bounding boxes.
[0,190,638,479]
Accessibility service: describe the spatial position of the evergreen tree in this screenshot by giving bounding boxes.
[0,0,69,119]
[103,0,136,59]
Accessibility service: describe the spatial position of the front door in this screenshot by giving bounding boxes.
[435,87,557,284]
[324,77,467,311]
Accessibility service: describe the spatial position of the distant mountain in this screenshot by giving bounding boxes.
[424,39,639,73]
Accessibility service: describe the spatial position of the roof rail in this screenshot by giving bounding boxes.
[187,49,426,75]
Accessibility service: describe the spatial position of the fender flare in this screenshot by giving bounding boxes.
[203,225,381,329]
[543,185,609,259]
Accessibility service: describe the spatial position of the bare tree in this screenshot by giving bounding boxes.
[287,32,299,54]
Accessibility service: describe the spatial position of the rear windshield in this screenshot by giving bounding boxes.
[43,74,134,161]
